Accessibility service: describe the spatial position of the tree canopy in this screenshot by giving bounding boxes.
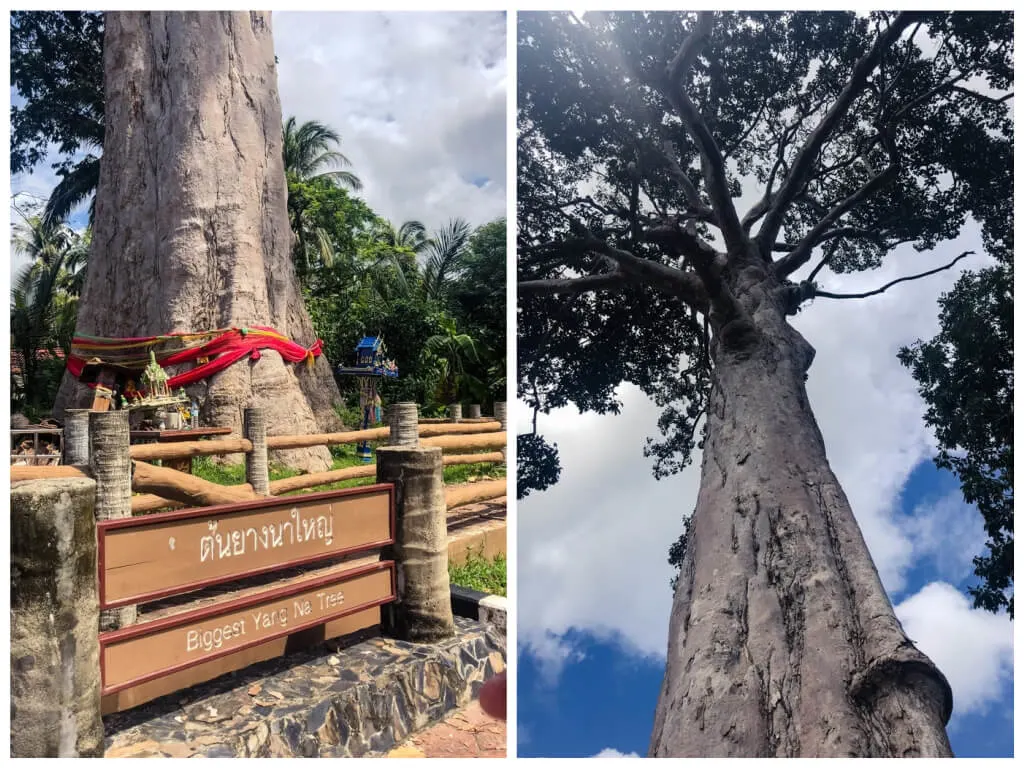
[517,10,1012,586]
[518,10,1011,472]
[10,11,104,227]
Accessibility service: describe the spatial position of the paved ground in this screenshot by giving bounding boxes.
[384,699,505,758]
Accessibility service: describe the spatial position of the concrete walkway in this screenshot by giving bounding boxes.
[384,699,505,758]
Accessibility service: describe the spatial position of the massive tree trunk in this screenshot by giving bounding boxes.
[53,11,342,471]
[649,256,953,757]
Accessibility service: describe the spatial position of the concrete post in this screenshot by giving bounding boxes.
[387,402,420,447]
[11,478,104,757]
[447,403,462,423]
[467,404,482,419]
[62,409,92,466]
[244,407,270,496]
[376,446,456,642]
[493,402,507,432]
[89,410,136,630]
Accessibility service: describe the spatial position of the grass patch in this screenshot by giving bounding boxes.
[449,552,506,597]
[191,445,506,497]
[443,460,506,485]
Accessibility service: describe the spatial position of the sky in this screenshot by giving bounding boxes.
[515,15,1014,759]
[9,11,507,273]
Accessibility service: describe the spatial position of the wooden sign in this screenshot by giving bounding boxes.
[99,485,394,608]
[99,559,395,695]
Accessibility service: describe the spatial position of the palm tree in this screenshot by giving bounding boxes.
[372,219,429,253]
[10,212,90,403]
[421,218,471,304]
[282,116,362,190]
[42,155,101,229]
[10,215,76,408]
[283,116,363,277]
[357,219,431,299]
[425,315,481,405]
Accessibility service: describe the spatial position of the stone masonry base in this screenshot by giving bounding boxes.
[104,617,505,758]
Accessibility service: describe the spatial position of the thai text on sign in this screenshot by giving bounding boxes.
[98,485,394,607]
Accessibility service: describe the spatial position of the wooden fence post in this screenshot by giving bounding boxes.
[62,408,92,466]
[89,410,136,630]
[387,402,419,447]
[11,478,104,757]
[467,404,482,419]
[244,407,269,495]
[447,403,462,423]
[494,402,507,432]
[376,445,455,642]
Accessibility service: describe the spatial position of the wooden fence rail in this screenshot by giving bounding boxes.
[444,479,507,509]
[128,449,508,514]
[122,421,504,461]
[13,404,507,515]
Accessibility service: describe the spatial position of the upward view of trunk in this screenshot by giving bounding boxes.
[53,11,342,471]
[649,255,953,757]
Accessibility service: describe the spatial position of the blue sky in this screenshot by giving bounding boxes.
[517,459,1013,758]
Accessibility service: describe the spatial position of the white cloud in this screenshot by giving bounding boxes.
[895,491,988,593]
[273,11,506,232]
[895,582,1013,720]
[593,748,642,758]
[519,232,994,671]
[523,629,589,686]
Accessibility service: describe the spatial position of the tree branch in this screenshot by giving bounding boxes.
[662,12,746,254]
[756,12,921,253]
[518,231,711,311]
[741,118,802,232]
[813,251,973,300]
[773,131,901,280]
[950,85,1013,105]
[519,272,632,296]
[658,139,716,221]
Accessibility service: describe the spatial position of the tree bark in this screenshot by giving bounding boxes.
[650,258,953,757]
[53,11,342,471]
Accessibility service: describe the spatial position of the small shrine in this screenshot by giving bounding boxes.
[118,351,190,430]
[336,336,398,462]
[143,350,171,399]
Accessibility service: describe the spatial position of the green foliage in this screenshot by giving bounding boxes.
[899,251,1014,616]
[666,515,693,591]
[516,433,560,500]
[422,217,472,303]
[449,553,507,597]
[449,218,508,398]
[10,12,104,172]
[10,211,89,413]
[282,116,361,189]
[442,461,506,485]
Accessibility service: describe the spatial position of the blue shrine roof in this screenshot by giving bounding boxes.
[356,336,383,352]
[336,335,398,378]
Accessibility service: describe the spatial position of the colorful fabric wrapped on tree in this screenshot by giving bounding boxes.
[66,326,323,391]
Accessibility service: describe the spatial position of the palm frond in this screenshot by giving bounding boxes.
[43,155,100,228]
[422,218,472,303]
